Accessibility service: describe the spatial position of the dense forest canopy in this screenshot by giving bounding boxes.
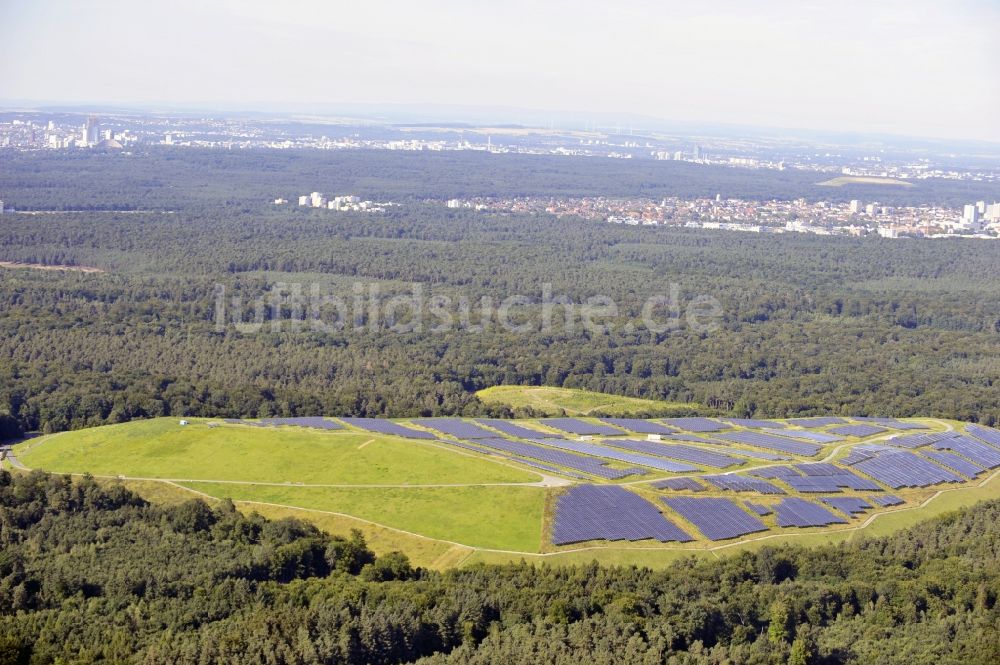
[1,470,998,664]
[1,150,999,434]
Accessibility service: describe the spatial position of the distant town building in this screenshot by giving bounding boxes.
[297,195,309,206]
[849,199,861,213]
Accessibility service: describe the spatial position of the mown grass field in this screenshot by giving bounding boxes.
[178,482,547,552]
[16,418,539,485]
[476,385,697,416]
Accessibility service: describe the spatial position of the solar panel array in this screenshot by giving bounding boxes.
[869,494,904,507]
[922,450,983,479]
[773,498,847,527]
[663,497,768,540]
[929,435,1000,468]
[852,448,963,488]
[708,446,791,461]
[599,418,677,435]
[967,424,1000,447]
[475,419,565,439]
[528,439,697,473]
[853,417,926,430]
[653,477,706,491]
[223,418,265,427]
[702,474,786,494]
[260,417,344,430]
[790,463,882,490]
[601,439,743,468]
[541,418,624,436]
[552,485,692,545]
[411,418,499,439]
[662,418,730,432]
[748,466,802,479]
[764,428,842,444]
[885,432,950,448]
[339,418,438,439]
[472,438,644,479]
[744,502,772,516]
[820,496,872,515]
[715,431,821,456]
[829,424,888,438]
[786,417,848,427]
[724,418,787,429]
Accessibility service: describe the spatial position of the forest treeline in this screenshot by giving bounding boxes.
[1,177,999,433]
[1,469,998,664]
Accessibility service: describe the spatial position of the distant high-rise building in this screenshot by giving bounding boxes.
[85,116,99,145]
[987,202,1000,222]
[164,133,173,145]
[0,200,4,215]
[692,145,701,160]
[673,150,683,160]
[962,204,980,227]
[865,203,877,215]
[47,120,55,130]
[975,201,986,214]
[298,195,309,206]
[849,200,861,213]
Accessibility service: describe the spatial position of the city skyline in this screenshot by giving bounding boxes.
[1,0,999,143]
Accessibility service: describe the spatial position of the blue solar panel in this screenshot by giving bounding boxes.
[601,439,744,468]
[410,418,499,439]
[869,494,904,507]
[929,435,1000,468]
[527,439,697,473]
[663,497,768,540]
[715,431,821,456]
[853,418,926,430]
[773,498,847,527]
[702,474,786,494]
[885,432,950,448]
[820,496,872,515]
[724,418,787,429]
[764,428,842,444]
[967,424,1000,448]
[653,477,706,491]
[661,418,730,432]
[552,485,692,545]
[475,419,565,439]
[599,418,677,435]
[259,417,344,430]
[830,424,888,438]
[748,466,802,479]
[922,450,984,479]
[540,418,625,436]
[786,417,848,427]
[706,446,791,461]
[853,448,964,488]
[744,501,773,515]
[471,438,645,479]
[339,418,437,439]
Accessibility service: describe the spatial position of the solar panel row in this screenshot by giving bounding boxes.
[652,477,705,491]
[475,419,565,439]
[764,428,842,444]
[601,439,744,468]
[599,418,677,435]
[744,501,772,516]
[869,494,904,507]
[411,418,499,439]
[885,432,950,448]
[472,437,644,479]
[552,485,692,545]
[661,418,730,432]
[541,418,624,436]
[929,435,1000,468]
[662,497,768,540]
[967,424,1000,447]
[773,498,847,527]
[829,424,888,438]
[852,448,964,488]
[820,496,872,515]
[702,474,786,494]
[260,417,344,430]
[921,450,983,479]
[340,418,437,439]
[715,431,821,456]
[724,418,787,429]
[527,438,698,473]
[786,417,848,427]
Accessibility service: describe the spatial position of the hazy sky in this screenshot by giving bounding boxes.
[2,0,998,141]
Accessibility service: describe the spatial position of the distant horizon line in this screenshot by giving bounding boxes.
[2,98,1000,150]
